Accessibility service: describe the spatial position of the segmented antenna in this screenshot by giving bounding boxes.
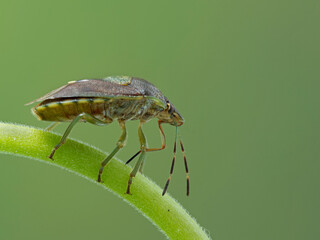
[180,139,190,196]
[162,126,178,196]
[162,140,176,196]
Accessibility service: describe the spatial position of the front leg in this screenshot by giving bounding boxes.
[125,120,166,170]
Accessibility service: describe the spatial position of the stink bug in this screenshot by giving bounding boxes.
[27,76,189,195]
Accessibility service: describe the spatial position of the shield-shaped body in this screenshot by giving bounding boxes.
[28,76,169,124]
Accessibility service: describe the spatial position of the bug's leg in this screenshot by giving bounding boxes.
[97,120,127,183]
[139,120,165,173]
[81,113,109,126]
[126,121,147,194]
[48,114,84,160]
[139,158,145,173]
[126,151,145,194]
[125,120,165,168]
[145,120,166,152]
[45,122,60,132]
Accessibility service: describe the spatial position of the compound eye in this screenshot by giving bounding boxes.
[167,103,174,114]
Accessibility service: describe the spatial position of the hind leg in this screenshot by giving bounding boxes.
[48,113,107,160]
[45,122,60,131]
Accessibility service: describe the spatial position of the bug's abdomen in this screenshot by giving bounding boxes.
[32,98,111,123]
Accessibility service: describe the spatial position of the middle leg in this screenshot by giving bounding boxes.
[97,120,127,182]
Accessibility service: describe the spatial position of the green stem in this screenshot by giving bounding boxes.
[0,122,211,240]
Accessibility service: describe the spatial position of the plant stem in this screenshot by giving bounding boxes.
[0,122,211,240]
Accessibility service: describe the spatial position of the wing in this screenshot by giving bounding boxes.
[26,77,144,105]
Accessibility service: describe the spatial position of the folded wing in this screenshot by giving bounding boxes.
[26,78,144,105]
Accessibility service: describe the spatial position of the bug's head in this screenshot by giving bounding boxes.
[158,98,184,126]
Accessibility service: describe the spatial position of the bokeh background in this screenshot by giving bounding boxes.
[0,0,319,239]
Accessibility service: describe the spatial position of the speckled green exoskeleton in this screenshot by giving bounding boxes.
[27,76,189,195]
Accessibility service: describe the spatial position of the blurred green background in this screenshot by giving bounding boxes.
[0,0,319,239]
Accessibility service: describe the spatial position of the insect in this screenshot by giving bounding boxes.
[26,76,189,195]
